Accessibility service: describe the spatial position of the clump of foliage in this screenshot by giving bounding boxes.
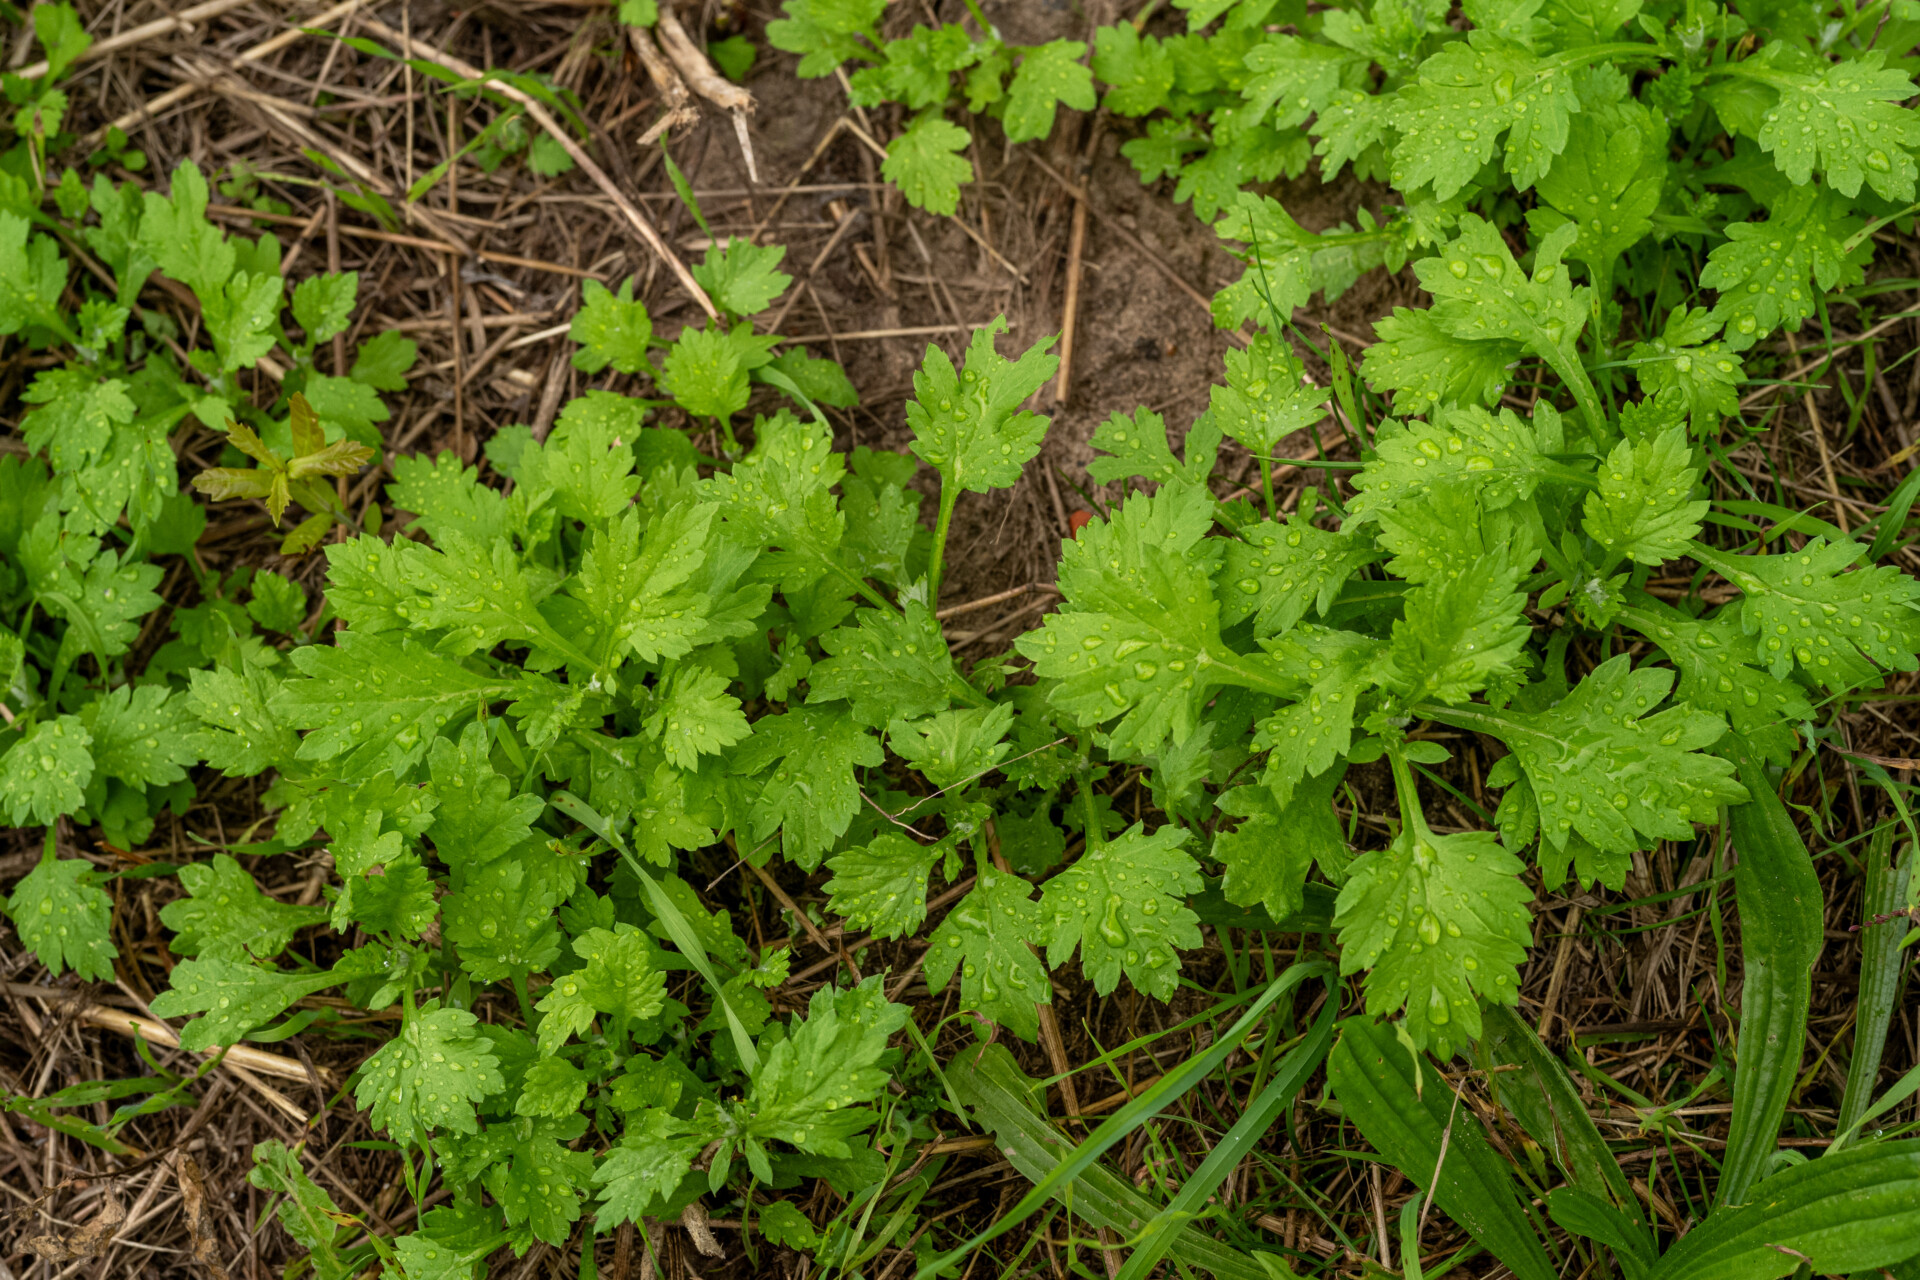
[6,0,1920,1276]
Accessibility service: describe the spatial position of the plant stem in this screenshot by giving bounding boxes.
[1542,345,1607,440]
[511,969,537,1030]
[1385,742,1425,840]
[1845,199,1920,254]
[1077,735,1106,852]
[927,480,959,607]
[1259,455,1275,519]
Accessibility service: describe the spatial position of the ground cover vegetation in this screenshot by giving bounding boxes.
[4,0,1920,1275]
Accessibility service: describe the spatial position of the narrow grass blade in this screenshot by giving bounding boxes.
[948,1042,1275,1280]
[1868,464,1920,563]
[1113,1000,1337,1280]
[916,960,1331,1279]
[1478,1003,1644,1228]
[1718,734,1823,1208]
[548,790,761,1073]
[1327,1016,1558,1280]
[1546,1188,1654,1280]
[1838,827,1910,1139]
[1396,1197,1427,1280]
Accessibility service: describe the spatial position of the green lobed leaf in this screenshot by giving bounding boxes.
[766,0,884,79]
[273,632,515,777]
[137,160,232,298]
[1038,823,1202,1000]
[1220,514,1377,637]
[739,975,909,1155]
[1582,424,1709,567]
[1213,768,1347,922]
[662,325,750,419]
[809,601,965,727]
[1618,600,1811,765]
[1092,23,1174,116]
[5,849,116,981]
[595,1108,710,1223]
[1004,40,1096,144]
[924,867,1050,1041]
[1627,306,1745,436]
[0,715,93,825]
[1087,405,1219,488]
[905,317,1058,494]
[1412,216,1589,381]
[1362,306,1520,412]
[352,1003,504,1148]
[1700,185,1866,351]
[249,1142,352,1279]
[852,24,978,109]
[823,831,939,940]
[152,947,385,1051]
[1388,43,1580,200]
[570,277,653,374]
[483,1122,596,1245]
[1349,403,1565,524]
[443,857,564,984]
[691,239,792,319]
[520,390,646,524]
[291,272,356,345]
[1527,100,1664,275]
[1752,52,1920,202]
[1016,483,1236,756]
[1444,654,1749,856]
[566,501,715,665]
[1334,823,1533,1057]
[535,923,667,1054]
[1387,551,1532,704]
[1209,332,1329,457]
[731,704,883,870]
[644,664,749,770]
[78,683,196,790]
[160,853,326,959]
[1691,536,1920,691]
[888,703,1013,790]
[882,113,973,215]
[1209,193,1319,329]
[184,660,297,777]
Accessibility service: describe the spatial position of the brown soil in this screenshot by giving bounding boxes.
[4,2,1920,1279]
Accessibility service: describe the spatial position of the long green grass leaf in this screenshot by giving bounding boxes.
[1718,734,1823,1207]
[1649,1141,1920,1280]
[548,790,761,1074]
[1838,827,1911,1139]
[1326,1016,1558,1280]
[947,1042,1276,1280]
[1113,1000,1337,1280]
[916,960,1330,1278]
[1477,1003,1643,1227]
[1546,1188,1654,1280]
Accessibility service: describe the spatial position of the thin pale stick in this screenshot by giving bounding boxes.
[765,200,862,333]
[1054,193,1088,404]
[655,3,757,182]
[17,0,256,80]
[777,321,1014,343]
[82,0,370,148]
[359,15,717,318]
[208,202,601,278]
